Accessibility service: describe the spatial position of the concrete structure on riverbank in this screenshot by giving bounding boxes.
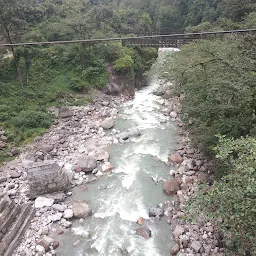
[0,195,34,256]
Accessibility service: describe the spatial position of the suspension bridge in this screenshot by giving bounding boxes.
[0,29,255,48]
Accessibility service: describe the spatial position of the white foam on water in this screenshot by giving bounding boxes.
[72,226,90,237]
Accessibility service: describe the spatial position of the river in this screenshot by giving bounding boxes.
[57,48,179,256]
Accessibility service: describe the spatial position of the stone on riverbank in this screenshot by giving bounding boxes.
[190,240,202,253]
[35,197,54,208]
[170,244,180,255]
[58,107,74,118]
[172,225,185,239]
[95,150,110,161]
[100,117,114,129]
[63,209,74,219]
[77,155,97,173]
[72,202,92,218]
[35,245,45,256]
[168,153,183,164]
[38,236,54,251]
[163,180,180,195]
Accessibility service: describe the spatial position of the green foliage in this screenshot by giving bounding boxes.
[69,76,89,92]
[188,136,256,255]
[12,110,53,130]
[113,54,134,75]
[167,36,256,152]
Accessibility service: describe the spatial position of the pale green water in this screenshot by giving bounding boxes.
[57,49,179,256]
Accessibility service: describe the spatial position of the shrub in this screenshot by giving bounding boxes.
[113,55,134,75]
[69,76,89,92]
[12,110,53,129]
[188,136,256,255]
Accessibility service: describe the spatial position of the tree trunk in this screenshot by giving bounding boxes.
[4,24,23,86]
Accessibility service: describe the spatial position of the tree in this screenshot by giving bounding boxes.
[0,0,27,85]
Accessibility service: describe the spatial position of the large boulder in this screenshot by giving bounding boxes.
[163,180,180,195]
[77,155,97,173]
[38,144,54,153]
[72,202,92,219]
[100,118,114,129]
[136,227,152,239]
[168,153,183,164]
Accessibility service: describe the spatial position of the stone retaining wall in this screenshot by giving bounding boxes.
[0,195,34,256]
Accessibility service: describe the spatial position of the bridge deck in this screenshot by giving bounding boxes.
[0,29,255,48]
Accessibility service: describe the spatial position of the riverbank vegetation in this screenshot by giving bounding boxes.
[160,3,256,255]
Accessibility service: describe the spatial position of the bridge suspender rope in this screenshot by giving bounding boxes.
[0,29,255,48]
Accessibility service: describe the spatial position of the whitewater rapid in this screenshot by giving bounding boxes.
[57,48,179,256]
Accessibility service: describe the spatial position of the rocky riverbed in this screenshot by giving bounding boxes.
[157,84,224,256]
[0,49,224,256]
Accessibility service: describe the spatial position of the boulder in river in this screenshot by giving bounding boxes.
[149,207,164,217]
[100,117,114,129]
[72,202,92,219]
[136,227,152,239]
[102,162,114,172]
[137,217,144,225]
[163,180,180,195]
[127,127,141,138]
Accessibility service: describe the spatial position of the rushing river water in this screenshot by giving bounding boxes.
[57,48,179,256]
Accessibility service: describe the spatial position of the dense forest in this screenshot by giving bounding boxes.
[1,0,256,255]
